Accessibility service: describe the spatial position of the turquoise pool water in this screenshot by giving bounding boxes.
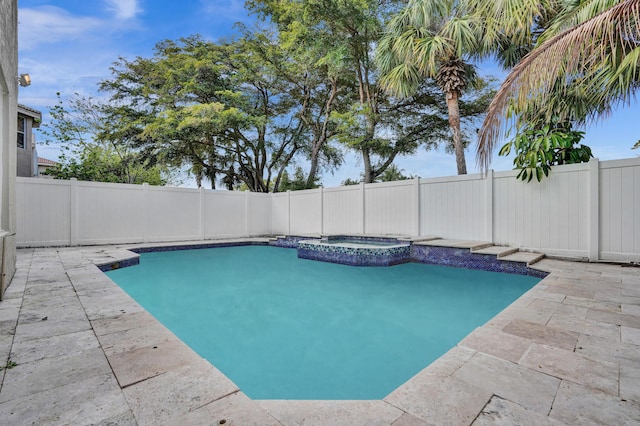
[106,245,539,400]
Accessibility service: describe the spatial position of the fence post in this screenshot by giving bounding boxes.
[287,190,291,235]
[199,187,205,240]
[485,170,494,243]
[414,177,421,237]
[245,191,250,237]
[69,178,78,246]
[319,187,324,236]
[360,182,366,235]
[142,183,149,243]
[589,158,600,261]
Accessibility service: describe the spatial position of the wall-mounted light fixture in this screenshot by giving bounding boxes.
[17,73,31,87]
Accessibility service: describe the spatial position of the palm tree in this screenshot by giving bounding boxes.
[477,0,640,171]
[376,0,483,175]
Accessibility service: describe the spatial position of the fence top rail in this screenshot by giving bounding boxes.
[17,177,72,186]
[419,173,484,185]
[203,189,254,197]
[323,185,361,193]
[289,188,322,196]
[600,157,640,169]
[493,161,589,179]
[364,179,415,189]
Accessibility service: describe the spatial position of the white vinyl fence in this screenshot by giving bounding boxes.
[17,156,640,262]
[16,179,271,247]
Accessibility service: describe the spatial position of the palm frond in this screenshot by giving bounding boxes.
[477,0,640,172]
[539,0,622,42]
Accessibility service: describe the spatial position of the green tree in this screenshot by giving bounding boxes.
[377,0,485,175]
[101,35,305,192]
[499,119,592,182]
[376,164,414,182]
[477,0,640,171]
[45,145,167,185]
[42,92,169,185]
[251,0,420,183]
[278,166,321,191]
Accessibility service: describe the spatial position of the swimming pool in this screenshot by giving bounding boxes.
[106,245,539,400]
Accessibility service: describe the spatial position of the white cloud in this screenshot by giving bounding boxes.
[105,0,142,20]
[199,0,246,19]
[18,6,103,50]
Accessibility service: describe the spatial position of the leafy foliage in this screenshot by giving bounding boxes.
[376,0,488,175]
[277,167,322,191]
[41,93,170,185]
[499,122,592,182]
[477,0,640,171]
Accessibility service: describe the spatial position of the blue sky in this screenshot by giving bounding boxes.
[18,0,639,187]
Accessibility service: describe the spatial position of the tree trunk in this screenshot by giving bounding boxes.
[307,150,320,188]
[362,147,373,183]
[446,91,467,175]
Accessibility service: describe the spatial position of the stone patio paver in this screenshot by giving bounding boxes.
[472,396,567,426]
[385,375,493,425]
[547,313,621,341]
[549,380,640,425]
[0,347,112,403]
[621,325,640,345]
[519,343,619,395]
[9,329,99,364]
[458,325,532,363]
[106,337,205,388]
[453,352,561,414]
[258,400,404,426]
[166,391,282,425]
[501,319,579,351]
[0,241,638,424]
[0,372,135,425]
[575,333,640,368]
[123,361,240,424]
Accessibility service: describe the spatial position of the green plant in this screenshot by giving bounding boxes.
[499,123,592,182]
[0,360,18,371]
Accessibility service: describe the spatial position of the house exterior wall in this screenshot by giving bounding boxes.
[16,111,36,177]
[0,0,18,298]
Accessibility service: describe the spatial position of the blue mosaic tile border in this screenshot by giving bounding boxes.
[269,236,320,248]
[103,241,269,271]
[411,245,548,278]
[322,235,403,244]
[99,236,547,278]
[131,241,268,254]
[298,241,411,267]
[97,256,140,272]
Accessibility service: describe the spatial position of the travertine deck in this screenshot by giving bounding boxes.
[0,241,638,425]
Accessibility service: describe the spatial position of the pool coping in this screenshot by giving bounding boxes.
[0,238,639,424]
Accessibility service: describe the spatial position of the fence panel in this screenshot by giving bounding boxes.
[204,191,247,238]
[17,178,71,246]
[493,163,589,258]
[76,181,145,244]
[323,186,362,235]
[290,189,321,235]
[270,193,289,235]
[599,158,640,262]
[364,181,415,236]
[419,174,487,241]
[146,186,200,242]
[247,193,272,236]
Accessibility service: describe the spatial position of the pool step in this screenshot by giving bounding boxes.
[414,239,545,267]
[471,245,519,258]
[414,239,494,251]
[499,251,545,266]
